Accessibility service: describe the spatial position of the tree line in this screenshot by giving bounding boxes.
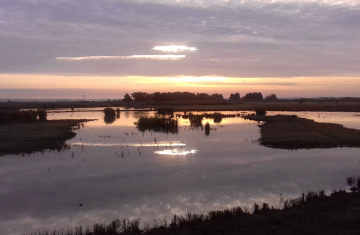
[123,92,278,102]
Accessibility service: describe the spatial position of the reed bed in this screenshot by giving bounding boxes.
[135,116,178,133]
[182,112,241,124]
[27,188,360,235]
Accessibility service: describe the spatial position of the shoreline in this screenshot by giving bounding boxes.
[29,189,360,235]
[2,101,360,112]
[0,119,95,156]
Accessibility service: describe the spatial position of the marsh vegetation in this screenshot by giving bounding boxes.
[0,109,47,123]
[0,119,94,155]
[29,186,360,235]
[135,116,178,133]
[245,115,360,149]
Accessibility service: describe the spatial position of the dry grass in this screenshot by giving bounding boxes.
[245,115,360,149]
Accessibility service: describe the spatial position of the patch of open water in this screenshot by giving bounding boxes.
[1,109,360,234]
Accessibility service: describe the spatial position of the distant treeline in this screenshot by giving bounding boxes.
[126,92,224,102]
[124,92,278,102]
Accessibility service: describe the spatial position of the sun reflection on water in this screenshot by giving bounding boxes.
[155,149,198,156]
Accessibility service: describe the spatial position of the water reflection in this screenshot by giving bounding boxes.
[155,149,197,155]
[2,109,360,234]
[205,122,210,136]
[73,141,186,147]
[104,115,116,124]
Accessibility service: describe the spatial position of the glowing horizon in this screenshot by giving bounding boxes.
[1,74,359,99]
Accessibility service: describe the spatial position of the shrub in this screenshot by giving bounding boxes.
[37,109,47,121]
[104,107,116,116]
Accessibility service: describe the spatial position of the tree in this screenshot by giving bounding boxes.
[131,92,150,102]
[265,94,278,100]
[243,92,263,100]
[229,92,240,101]
[211,93,224,100]
[123,93,133,102]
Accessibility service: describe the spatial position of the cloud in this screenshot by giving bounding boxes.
[56,55,186,60]
[153,45,198,52]
[0,0,360,80]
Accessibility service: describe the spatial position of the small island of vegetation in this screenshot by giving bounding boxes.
[245,114,360,149]
[0,110,95,155]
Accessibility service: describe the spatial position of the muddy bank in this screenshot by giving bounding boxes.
[246,115,360,149]
[0,119,95,156]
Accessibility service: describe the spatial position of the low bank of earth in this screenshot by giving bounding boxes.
[0,119,94,156]
[246,115,360,149]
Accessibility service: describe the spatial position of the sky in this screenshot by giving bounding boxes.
[1,0,360,99]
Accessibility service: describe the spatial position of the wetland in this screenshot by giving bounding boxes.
[1,107,360,234]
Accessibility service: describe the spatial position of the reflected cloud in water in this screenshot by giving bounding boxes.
[155,149,197,156]
[2,109,360,234]
[73,141,186,147]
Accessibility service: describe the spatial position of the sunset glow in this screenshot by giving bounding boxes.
[1,74,359,99]
[1,0,359,99]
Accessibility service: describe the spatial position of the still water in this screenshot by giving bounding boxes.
[1,110,360,234]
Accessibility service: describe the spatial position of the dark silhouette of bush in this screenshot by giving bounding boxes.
[243,92,263,100]
[37,109,47,121]
[265,94,278,100]
[131,92,150,102]
[189,113,204,123]
[103,107,116,117]
[229,92,240,101]
[256,110,266,116]
[135,116,178,133]
[123,93,133,102]
[0,110,38,123]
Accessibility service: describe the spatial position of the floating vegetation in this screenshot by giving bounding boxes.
[135,116,178,134]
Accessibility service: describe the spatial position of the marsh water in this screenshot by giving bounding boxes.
[1,109,360,234]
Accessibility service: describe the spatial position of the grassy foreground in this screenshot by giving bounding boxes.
[28,190,360,235]
[245,115,360,149]
[0,119,94,155]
